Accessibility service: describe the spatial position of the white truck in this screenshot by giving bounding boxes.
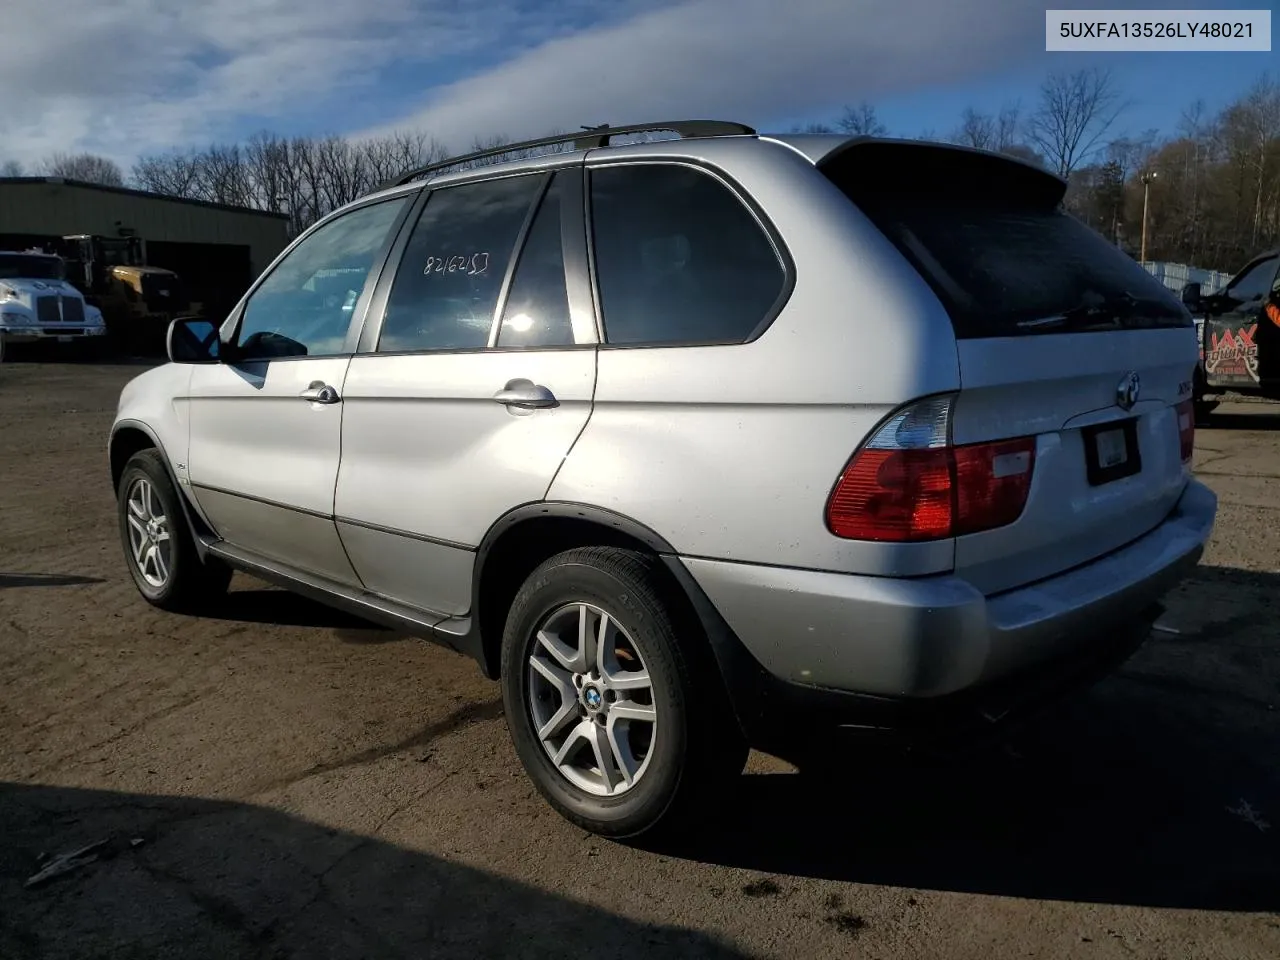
[0,249,107,362]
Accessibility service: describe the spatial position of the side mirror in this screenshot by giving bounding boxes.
[1181,281,1202,310]
[166,316,221,364]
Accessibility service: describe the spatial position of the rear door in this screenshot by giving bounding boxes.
[826,143,1197,595]
[332,166,597,617]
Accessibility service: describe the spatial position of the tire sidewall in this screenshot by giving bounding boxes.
[117,454,189,605]
[501,555,690,837]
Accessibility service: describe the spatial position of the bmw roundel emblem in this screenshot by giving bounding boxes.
[584,687,602,710]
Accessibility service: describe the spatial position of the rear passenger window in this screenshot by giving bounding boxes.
[497,173,573,348]
[589,164,785,345]
[378,175,543,353]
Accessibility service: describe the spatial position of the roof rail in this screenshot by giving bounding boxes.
[382,120,756,190]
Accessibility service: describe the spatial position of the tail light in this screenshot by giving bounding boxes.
[825,395,1036,542]
[1175,399,1195,463]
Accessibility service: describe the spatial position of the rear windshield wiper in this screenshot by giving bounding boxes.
[1017,292,1167,331]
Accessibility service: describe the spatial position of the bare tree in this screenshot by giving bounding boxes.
[953,107,997,149]
[193,144,252,206]
[0,159,22,176]
[242,132,293,214]
[132,150,202,197]
[993,104,1023,151]
[790,122,836,134]
[36,152,126,186]
[837,102,888,137]
[1234,74,1280,246]
[360,131,448,187]
[1026,69,1125,177]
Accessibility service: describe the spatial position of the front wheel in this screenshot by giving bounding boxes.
[117,449,232,611]
[500,547,746,839]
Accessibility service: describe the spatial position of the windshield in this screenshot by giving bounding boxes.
[0,254,64,281]
[99,241,137,267]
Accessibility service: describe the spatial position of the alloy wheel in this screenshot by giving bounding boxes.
[125,477,172,589]
[526,601,658,797]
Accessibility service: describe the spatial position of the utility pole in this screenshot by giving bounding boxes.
[1140,170,1158,263]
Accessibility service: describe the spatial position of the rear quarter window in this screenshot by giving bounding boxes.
[588,163,787,345]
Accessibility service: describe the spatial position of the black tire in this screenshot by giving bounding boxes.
[117,449,232,612]
[500,547,747,839]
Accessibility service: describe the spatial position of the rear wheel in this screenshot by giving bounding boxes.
[500,547,746,839]
[117,449,232,611]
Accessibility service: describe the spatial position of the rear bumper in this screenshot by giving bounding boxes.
[674,478,1215,747]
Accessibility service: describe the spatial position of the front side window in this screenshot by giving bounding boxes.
[1226,256,1279,304]
[378,175,545,353]
[589,164,786,345]
[237,196,409,360]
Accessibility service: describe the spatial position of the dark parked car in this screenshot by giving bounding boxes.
[1184,249,1280,418]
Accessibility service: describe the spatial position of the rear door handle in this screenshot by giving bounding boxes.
[300,381,341,404]
[493,379,558,409]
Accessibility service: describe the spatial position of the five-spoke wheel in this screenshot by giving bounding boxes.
[502,546,747,839]
[116,448,231,610]
[124,476,172,589]
[528,601,658,796]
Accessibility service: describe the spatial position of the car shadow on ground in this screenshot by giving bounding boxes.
[651,563,1280,914]
[0,782,746,960]
[204,585,405,643]
[1,345,158,367]
[0,573,105,589]
[1204,410,1280,430]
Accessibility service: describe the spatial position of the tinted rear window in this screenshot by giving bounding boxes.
[823,143,1189,338]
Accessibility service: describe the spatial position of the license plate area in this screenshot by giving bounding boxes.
[1082,419,1141,486]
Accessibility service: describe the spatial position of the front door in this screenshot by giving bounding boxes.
[1203,252,1280,393]
[186,194,414,584]
[334,167,598,616]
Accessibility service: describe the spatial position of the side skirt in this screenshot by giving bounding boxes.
[205,539,481,663]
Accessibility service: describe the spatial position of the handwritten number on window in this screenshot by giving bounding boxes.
[423,252,490,277]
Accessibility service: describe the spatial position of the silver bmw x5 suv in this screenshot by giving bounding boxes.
[109,120,1217,838]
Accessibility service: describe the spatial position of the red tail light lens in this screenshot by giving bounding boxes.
[826,397,1037,542]
[1175,399,1194,463]
[827,447,954,541]
[952,437,1037,536]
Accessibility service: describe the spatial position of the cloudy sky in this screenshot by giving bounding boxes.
[2,0,1273,171]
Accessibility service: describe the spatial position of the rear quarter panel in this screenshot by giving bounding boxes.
[549,140,961,575]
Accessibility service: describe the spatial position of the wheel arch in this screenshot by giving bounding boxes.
[470,503,681,680]
[109,420,216,557]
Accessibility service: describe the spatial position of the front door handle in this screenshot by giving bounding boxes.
[493,379,559,410]
[300,381,341,404]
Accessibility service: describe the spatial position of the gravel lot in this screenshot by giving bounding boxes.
[1,357,1278,959]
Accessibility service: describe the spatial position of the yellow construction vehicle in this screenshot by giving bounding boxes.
[58,235,202,353]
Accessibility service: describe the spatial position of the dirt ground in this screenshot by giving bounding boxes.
[1,356,1277,960]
